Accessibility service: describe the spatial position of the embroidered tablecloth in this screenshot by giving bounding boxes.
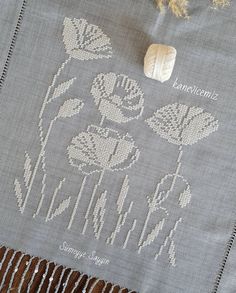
[0,0,236,292]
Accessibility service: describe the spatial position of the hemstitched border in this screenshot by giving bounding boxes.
[212,221,236,292]
[0,0,27,93]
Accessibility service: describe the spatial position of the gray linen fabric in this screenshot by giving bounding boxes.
[0,0,23,79]
[218,240,236,293]
[0,0,236,292]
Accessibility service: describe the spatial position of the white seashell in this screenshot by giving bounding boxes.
[144,44,177,83]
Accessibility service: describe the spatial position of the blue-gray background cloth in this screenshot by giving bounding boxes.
[0,0,236,292]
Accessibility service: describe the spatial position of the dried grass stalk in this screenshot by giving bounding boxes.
[155,0,230,18]
[212,0,230,7]
[155,0,189,18]
[168,0,189,18]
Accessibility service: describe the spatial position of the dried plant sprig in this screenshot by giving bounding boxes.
[155,0,230,18]
[155,0,189,18]
[212,0,230,7]
[168,0,189,18]
[155,0,166,11]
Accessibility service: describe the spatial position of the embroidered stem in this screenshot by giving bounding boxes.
[138,209,151,248]
[82,170,105,235]
[154,217,182,260]
[138,145,183,250]
[30,118,57,217]
[33,123,56,218]
[38,56,72,132]
[170,145,183,191]
[21,56,72,213]
[93,190,107,239]
[108,201,133,245]
[123,219,137,249]
[67,176,87,229]
[138,179,163,247]
[33,173,47,218]
[107,175,133,245]
[34,98,83,218]
[99,115,105,126]
[46,178,66,222]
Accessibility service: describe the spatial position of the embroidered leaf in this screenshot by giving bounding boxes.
[107,175,133,245]
[117,175,129,214]
[49,197,71,221]
[57,98,84,118]
[46,178,66,222]
[93,191,107,240]
[50,78,76,102]
[141,218,165,248]
[146,174,173,211]
[179,186,191,208]
[23,152,32,188]
[168,240,176,267]
[107,201,133,245]
[14,179,23,212]
[155,218,182,261]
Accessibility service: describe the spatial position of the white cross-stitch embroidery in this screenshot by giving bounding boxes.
[12,14,220,268]
[63,18,112,61]
[46,178,71,222]
[14,17,113,217]
[67,125,140,175]
[137,103,218,264]
[106,175,134,245]
[155,218,182,265]
[66,122,140,232]
[91,72,144,123]
[67,126,140,232]
[123,219,137,249]
[93,190,107,240]
[67,72,143,234]
[146,103,218,145]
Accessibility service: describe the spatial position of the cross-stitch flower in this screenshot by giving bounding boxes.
[67,125,140,175]
[91,72,144,123]
[63,18,112,60]
[139,103,219,261]
[146,103,219,145]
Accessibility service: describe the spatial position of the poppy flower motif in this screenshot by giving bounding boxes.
[63,17,112,61]
[91,72,144,123]
[146,103,219,145]
[67,125,140,175]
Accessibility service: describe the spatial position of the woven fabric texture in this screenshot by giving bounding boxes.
[0,0,236,292]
